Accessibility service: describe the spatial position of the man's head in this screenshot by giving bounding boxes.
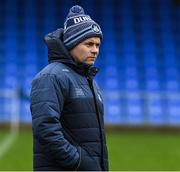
[63,5,102,65]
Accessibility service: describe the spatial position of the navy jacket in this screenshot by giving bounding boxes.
[30,29,108,171]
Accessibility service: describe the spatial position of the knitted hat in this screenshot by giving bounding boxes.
[63,5,103,50]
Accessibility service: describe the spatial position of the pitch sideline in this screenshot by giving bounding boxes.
[0,89,19,159]
[0,132,18,159]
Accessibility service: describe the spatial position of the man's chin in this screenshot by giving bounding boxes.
[85,61,95,65]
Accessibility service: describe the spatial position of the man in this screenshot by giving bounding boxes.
[30,5,108,171]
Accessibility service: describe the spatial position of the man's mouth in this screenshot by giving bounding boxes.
[88,57,96,60]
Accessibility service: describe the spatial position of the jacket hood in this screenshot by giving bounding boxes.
[44,28,74,64]
[44,28,99,78]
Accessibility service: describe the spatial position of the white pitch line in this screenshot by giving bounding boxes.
[0,88,20,159]
[0,132,18,159]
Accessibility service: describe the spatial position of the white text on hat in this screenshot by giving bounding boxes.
[74,16,92,24]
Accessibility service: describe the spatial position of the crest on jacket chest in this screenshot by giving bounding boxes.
[68,83,89,98]
[75,87,85,97]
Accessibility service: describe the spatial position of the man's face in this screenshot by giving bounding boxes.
[70,37,101,65]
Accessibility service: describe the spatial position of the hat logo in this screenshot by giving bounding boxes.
[73,16,91,24]
[91,24,100,33]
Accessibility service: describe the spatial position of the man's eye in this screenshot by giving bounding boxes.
[85,42,93,46]
[84,42,100,48]
[96,44,100,48]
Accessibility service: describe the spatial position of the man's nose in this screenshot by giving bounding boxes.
[91,46,99,54]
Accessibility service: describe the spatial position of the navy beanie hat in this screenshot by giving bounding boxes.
[63,5,103,50]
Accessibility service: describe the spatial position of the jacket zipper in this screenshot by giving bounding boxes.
[87,78,105,171]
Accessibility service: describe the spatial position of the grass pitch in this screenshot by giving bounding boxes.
[1,130,180,170]
[107,131,180,170]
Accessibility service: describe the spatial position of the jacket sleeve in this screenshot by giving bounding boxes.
[30,73,80,170]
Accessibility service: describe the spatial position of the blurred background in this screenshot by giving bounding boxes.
[0,0,180,170]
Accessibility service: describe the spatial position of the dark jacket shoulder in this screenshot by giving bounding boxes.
[33,62,69,79]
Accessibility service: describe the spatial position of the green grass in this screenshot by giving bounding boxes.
[107,132,180,170]
[0,131,33,170]
[1,130,180,170]
[0,132,8,141]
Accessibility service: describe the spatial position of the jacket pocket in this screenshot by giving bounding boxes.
[61,121,101,171]
[77,147,101,171]
[61,124,83,170]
